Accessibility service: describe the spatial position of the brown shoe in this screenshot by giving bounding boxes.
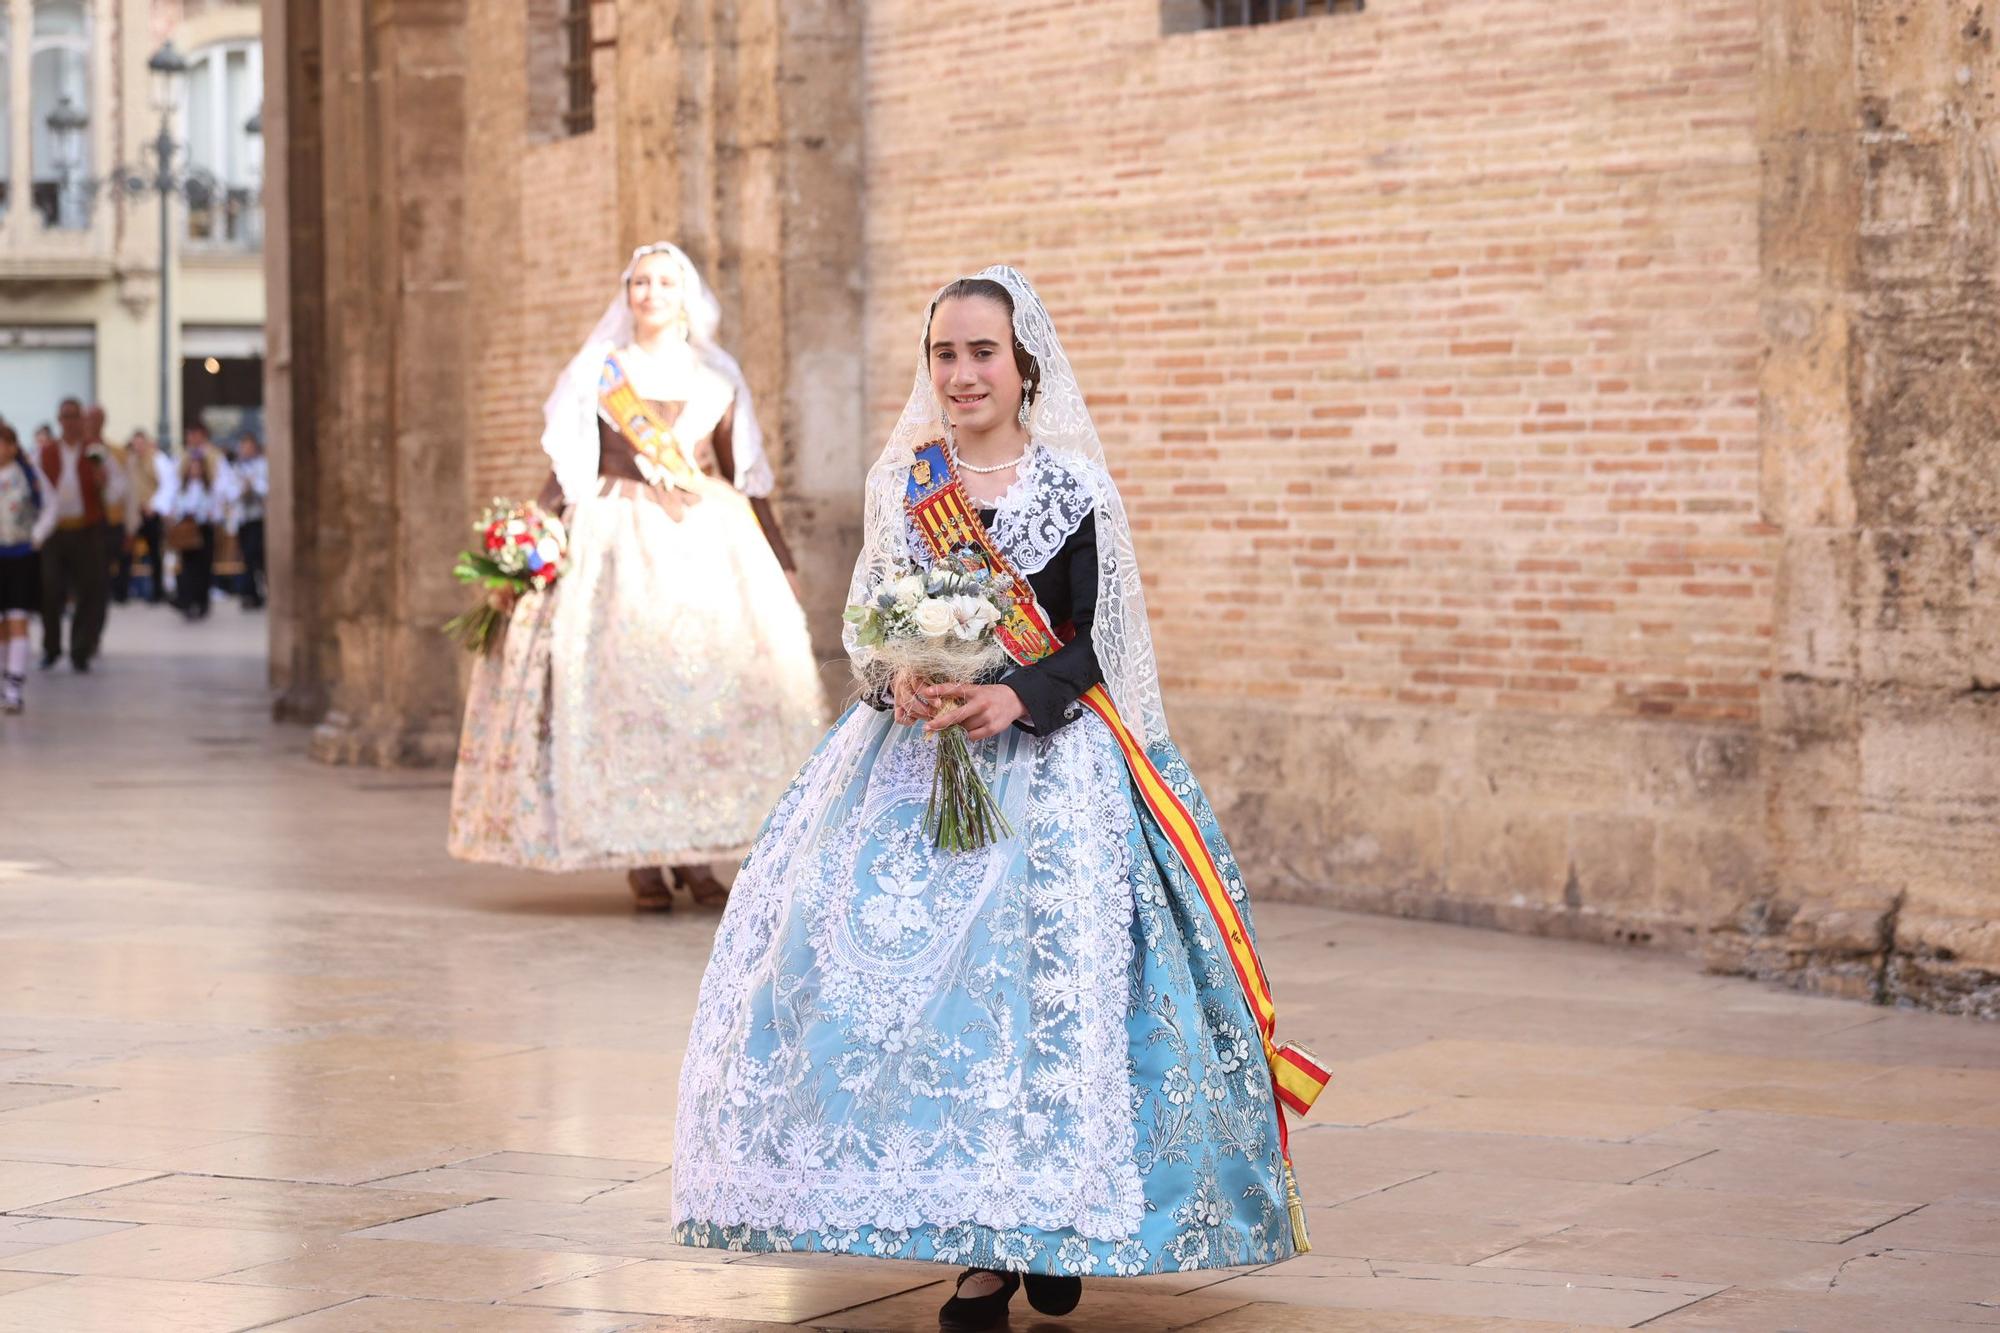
[673,864,730,908]
[627,866,673,911]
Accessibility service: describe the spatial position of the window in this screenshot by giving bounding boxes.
[182,40,263,248]
[0,326,95,434]
[526,0,594,140]
[1163,0,1365,33]
[562,0,593,134]
[30,0,90,230]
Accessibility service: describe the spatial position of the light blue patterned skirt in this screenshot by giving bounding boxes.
[672,703,1297,1276]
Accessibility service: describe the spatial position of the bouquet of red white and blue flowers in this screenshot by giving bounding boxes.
[442,498,568,655]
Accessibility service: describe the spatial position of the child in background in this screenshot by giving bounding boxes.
[0,425,58,713]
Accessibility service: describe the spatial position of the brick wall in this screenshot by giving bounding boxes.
[463,0,623,512]
[868,0,1766,723]
[866,0,1773,939]
[275,0,1993,1007]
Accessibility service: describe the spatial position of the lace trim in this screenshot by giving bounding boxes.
[904,445,1099,578]
[673,709,1145,1240]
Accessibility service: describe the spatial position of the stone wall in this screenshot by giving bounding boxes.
[264,0,1998,1013]
[1712,0,2000,1015]
[865,0,1774,947]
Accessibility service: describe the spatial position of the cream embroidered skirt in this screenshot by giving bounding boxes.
[448,481,825,870]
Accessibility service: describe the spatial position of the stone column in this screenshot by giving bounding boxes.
[264,0,330,724]
[614,0,686,253]
[613,0,867,674]
[1714,0,2000,1014]
[775,0,868,663]
[269,0,471,766]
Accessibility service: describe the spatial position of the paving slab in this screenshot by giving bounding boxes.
[6,606,1999,1331]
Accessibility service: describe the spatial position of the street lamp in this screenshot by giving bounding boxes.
[44,96,89,228]
[65,40,241,458]
[148,40,188,114]
[141,41,190,459]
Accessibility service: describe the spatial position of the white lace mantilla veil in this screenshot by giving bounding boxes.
[846,264,1169,748]
[540,242,775,506]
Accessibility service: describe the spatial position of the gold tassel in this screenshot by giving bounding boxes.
[1284,1160,1311,1254]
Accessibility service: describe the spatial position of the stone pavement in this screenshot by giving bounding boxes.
[0,607,1996,1332]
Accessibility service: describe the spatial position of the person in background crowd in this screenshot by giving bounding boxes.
[125,430,176,604]
[225,434,267,610]
[86,406,134,604]
[169,426,226,620]
[38,398,118,671]
[0,424,57,713]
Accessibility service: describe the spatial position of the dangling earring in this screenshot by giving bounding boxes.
[939,400,950,430]
[1018,383,1033,429]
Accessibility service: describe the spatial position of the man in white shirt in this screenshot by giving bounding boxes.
[85,407,139,605]
[37,399,116,671]
[125,431,177,604]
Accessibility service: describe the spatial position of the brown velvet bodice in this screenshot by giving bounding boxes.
[537,396,795,572]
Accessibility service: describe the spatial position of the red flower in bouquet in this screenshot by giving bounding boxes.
[443,498,571,655]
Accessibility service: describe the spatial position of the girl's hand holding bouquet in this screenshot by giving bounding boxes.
[846,567,1020,851]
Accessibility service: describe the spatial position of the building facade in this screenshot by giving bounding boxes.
[0,0,263,444]
[261,0,1999,1014]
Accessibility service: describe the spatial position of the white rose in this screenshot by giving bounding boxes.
[892,574,927,610]
[948,595,996,641]
[912,598,956,638]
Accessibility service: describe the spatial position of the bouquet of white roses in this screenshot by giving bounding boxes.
[846,566,1017,852]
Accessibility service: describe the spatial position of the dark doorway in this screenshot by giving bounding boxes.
[182,354,266,446]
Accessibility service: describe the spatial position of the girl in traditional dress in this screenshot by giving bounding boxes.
[448,243,825,909]
[672,267,1325,1330]
[0,426,57,714]
[168,432,226,621]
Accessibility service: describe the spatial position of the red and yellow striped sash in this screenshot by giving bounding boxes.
[600,354,700,485]
[903,440,1328,1247]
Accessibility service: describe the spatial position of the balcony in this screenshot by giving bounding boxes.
[185,182,262,253]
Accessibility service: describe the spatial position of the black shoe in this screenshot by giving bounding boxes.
[70,656,91,674]
[1023,1274,1081,1316]
[939,1269,1018,1331]
[39,652,58,671]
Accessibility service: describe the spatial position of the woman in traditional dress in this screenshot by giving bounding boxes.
[448,243,825,909]
[168,432,225,621]
[672,267,1326,1330]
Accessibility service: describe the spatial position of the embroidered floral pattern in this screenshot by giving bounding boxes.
[672,702,1296,1275]
[448,489,824,868]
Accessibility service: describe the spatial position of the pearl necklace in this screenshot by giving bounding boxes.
[949,438,1032,475]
